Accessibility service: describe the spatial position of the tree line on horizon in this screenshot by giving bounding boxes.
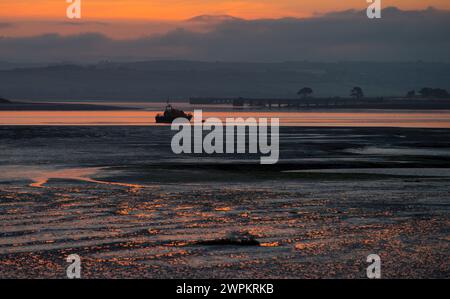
[297,87,450,99]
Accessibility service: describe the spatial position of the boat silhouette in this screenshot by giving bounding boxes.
[155,104,193,123]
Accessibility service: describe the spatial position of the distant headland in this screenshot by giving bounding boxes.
[0,99,132,111]
[0,97,11,104]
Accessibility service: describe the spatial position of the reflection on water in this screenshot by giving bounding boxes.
[0,166,146,190]
[1,110,450,128]
[345,146,450,156]
[28,167,103,188]
[285,168,450,177]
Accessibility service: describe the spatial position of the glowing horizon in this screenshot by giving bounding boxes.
[0,0,449,21]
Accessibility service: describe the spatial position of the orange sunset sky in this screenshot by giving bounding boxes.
[1,0,449,20]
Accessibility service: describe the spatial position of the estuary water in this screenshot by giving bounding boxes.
[1,110,450,128]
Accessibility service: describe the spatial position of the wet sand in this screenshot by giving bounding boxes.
[0,126,449,278]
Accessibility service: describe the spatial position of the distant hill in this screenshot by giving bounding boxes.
[0,98,11,104]
[0,61,449,101]
[186,15,243,23]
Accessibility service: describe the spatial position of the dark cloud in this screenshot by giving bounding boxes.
[56,21,110,26]
[0,7,449,62]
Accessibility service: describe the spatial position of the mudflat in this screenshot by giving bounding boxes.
[0,126,449,278]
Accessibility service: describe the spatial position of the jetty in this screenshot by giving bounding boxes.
[189,97,450,110]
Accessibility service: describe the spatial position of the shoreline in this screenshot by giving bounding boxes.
[3,99,450,112]
[0,101,135,111]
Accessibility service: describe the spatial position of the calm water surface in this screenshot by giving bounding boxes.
[1,110,450,127]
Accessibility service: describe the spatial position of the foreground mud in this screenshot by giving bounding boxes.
[0,126,449,278]
[0,178,448,279]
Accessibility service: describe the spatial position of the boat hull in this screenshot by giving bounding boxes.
[155,115,193,124]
